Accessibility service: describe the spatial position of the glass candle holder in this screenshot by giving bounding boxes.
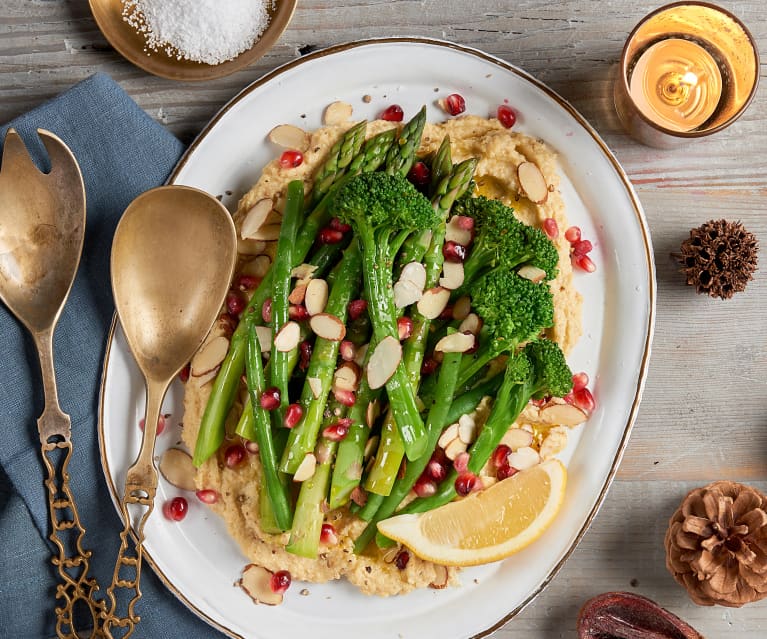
[614,1,759,148]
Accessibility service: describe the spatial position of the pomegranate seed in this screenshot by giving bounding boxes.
[270,570,292,594]
[260,387,281,410]
[453,451,470,473]
[414,475,437,498]
[445,93,466,116]
[139,414,167,436]
[261,298,273,323]
[574,253,597,273]
[573,387,596,413]
[531,397,547,408]
[455,216,474,231]
[394,550,410,570]
[439,304,454,320]
[323,419,352,441]
[218,312,238,336]
[407,161,431,187]
[236,274,259,292]
[426,457,447,482]
[195,489,219,504]
[455,471,478,496]
[318,227,345,244]
[284,403,304,428]
[279,150,303,168]
[299,340,313,370]
[224,443,246,468]
[347,299,368,321]
[320,523,338,545]
[289,304,310,321]
[179,364,190,383]
[571,239,593,256]
[380,104,404,122]
[492,444,512,469]
[163,496,188,522]
[421,356,439,376]
[442,240,467,263]
[397,316,413,341]
[497,104,517,128]
[564,226,581,243]
[329,217,352,233]
[334,388,356,407]
[244,440,259,454]
[563,391,575,405]
[572,372,589,392]
[497,463,518,481]
[339,340,357,362]
[543,218,559,240]
[226,291,246,317]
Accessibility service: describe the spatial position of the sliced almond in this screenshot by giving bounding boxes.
[538,403,588,426]
[323,101,353,125]
[195,368,219,386]
[333,361,361,392]
[458,312,482,335]
[353,342,369,367]
[158,448,196,491]
[457,414,477,444]
[417,287,451,320]
[246,222,281,242]
[517,161,549,204]
[382,544,403,564]
[291,263,318,284]
[540,426,569,459]
[444,437,468,460]
[446,216,472,245]
[239,564,283,606]
[293,453,317,482]
[191,336,229,376]
[309,313,346,341]
[237,238,268,256]
[273,321,301,352]
[305,278,329,316]
[480,475,498,489]
[507,446,541,470]
[500,427,534,451]
[393,279,423,309]
[429,564,449,590]
[363,435,379,460]
[288,284,307,305]
[254,326,272,353]
[452,295,472,321]
[400,261,427,291]
[307,376,323,399]
[366,336,402,390]
[366,400,380,428]
[268,124,309,151]
[439,261,464,290]
[241,199,274,240]
[241,255,272,279]
[434,331,475,353]
[518,264,547,284]
[438,422,459,449]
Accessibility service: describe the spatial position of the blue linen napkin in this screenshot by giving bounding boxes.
[0,73,224,638]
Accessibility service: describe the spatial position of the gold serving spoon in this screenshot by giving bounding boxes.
[0,129,105,638]
[104,185,236,638]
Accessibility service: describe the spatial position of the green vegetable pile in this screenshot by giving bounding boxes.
[191,107,573,559]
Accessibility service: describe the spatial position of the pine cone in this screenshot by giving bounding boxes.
[665,481,767,607]
[677,219,758,299]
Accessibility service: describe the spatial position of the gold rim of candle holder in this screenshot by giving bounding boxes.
[615,1,760,147]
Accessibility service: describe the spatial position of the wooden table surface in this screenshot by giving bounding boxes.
[2,1,765,637]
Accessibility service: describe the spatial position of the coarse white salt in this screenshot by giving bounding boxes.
[122,0,273,66]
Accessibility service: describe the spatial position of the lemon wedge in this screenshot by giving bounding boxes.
[377,459,567,566]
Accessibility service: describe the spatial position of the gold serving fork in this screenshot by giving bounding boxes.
[0,129,105,638]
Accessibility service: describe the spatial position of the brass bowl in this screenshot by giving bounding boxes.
[89,0,297,81]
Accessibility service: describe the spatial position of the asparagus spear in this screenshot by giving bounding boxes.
[384,106,426,177]
[312,121,367,205]
[192,128,396,467]
[279,243,362,474]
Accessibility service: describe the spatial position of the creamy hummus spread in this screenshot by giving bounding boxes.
[181,114,583,597]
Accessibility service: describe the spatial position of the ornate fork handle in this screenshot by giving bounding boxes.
[101,479,156,639]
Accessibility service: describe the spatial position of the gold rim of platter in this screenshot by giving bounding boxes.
[98,37,657,639]
[88,0,297,82]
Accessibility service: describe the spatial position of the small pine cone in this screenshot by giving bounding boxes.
[677,219,758,299]
[665,481,767,607]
